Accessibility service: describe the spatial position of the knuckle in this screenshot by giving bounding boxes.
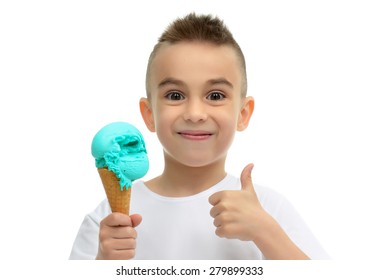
[219,202,229,211]
[222,190,236,200]
[223,191,231,198]
[125,227,137,238]
[128,239,137,249]
[100,238,113,250]
[215,213,230,224]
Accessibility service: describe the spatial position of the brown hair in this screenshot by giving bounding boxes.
[145,13,247,98]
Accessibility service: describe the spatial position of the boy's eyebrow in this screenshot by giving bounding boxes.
[207,78,233,88]
[158,77,185,88]
[158,77,233,88]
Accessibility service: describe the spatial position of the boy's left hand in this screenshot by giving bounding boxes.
[209,163,269,241]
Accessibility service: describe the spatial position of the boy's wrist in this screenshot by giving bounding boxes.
[250,213,310,260]
[249,211,278,243]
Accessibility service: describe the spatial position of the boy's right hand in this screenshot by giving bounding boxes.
[96,213,142,260]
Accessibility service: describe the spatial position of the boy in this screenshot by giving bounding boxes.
[70,13,328,260]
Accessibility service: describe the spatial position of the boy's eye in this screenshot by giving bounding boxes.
[207,91,225,101]
[165,91,185,101]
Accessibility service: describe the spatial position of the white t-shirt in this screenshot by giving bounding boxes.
[69,174,329,260]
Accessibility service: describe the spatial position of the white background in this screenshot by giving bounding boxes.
[1,0,377,277]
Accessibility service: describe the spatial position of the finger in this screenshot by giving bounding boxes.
[208,191,223,206]
[210,204,223,218]
[209,190,231,206]
[102,212,132,227]
[108,226,137,239]
[240,163,254,192]
[114,238,137,250]
[111,248,136,260]
[130,214,142,227]
[100,240,137,260]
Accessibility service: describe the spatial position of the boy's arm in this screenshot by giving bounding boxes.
[249,211,310,260]
[209,164,310,260]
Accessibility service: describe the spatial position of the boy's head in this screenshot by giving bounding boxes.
[145,13,247,98]
[140,13,254,168]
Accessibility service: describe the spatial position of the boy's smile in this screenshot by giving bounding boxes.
[141,41,253,169]
[177,130,214,141]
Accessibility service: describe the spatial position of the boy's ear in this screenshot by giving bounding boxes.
[237,96,254,131]
[139,97,156,132]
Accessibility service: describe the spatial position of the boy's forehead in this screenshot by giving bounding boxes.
[153,41,238,64]
[149,41,242,88]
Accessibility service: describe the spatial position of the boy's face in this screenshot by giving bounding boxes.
[141,41,253,168]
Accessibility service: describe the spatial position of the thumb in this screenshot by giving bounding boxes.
[240,163,255,192]
[130,214,142,228]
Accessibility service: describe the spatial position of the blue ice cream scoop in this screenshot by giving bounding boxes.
[91,122,149,190]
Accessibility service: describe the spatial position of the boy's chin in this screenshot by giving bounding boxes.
[165,152,227,169]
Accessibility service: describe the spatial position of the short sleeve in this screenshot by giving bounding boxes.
[256,185,330,260]
[69,199,110,260]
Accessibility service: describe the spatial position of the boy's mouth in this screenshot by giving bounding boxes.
[177,130,213,140]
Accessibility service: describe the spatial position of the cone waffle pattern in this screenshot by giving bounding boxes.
[98,168,131,215]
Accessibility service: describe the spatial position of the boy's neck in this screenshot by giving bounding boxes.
[146,155,227,197]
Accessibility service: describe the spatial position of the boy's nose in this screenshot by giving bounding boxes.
[183,98,208,123]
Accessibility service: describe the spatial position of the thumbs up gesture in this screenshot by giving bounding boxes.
[209,164,268,241]
[209,164,311,259]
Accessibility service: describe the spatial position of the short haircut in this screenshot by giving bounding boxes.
[145,13,247,98]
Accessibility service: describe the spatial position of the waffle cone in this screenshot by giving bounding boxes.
[97,168,131,215]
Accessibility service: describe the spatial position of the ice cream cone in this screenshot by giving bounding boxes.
[97,168,131,215]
